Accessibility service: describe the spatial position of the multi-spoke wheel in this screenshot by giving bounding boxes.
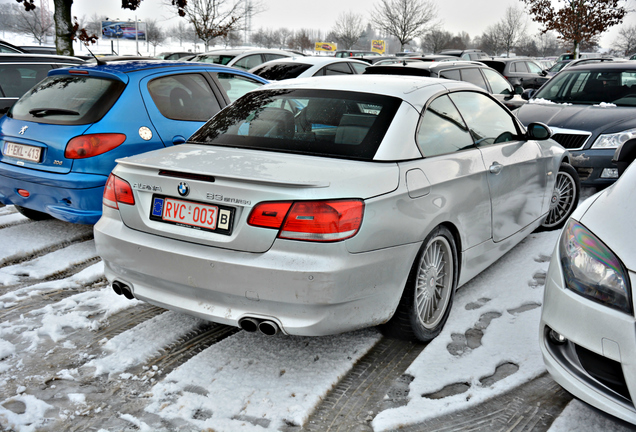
[381,226,458,342]
[539,163,580,231]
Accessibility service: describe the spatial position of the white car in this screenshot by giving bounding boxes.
[249,56,369,80]
[190,49,293,71]
[540,141,636,424]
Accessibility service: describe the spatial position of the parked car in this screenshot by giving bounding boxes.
[156,52,198,60]
[482,57,550,90]
[544,60,572,79]
[556,52,600,62]
[190,49,294,71]
[438,49,489,61]
[19,46,58,55]
[0,40,26,54]
[334,50,380,58]
[364,60,526,110]
[0,59,267,223]
[516,62,636,188]
[0,53,84,115]
[249,57,368,80]
[540,140,636,425]
[94,75,578,343]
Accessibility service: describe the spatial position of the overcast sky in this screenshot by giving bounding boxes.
[65,0,636,50]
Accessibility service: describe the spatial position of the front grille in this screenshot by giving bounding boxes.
[551,133,591,150]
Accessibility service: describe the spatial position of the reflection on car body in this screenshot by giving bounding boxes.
[94,75,579,343]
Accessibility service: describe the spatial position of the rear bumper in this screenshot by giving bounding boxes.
[94,208,420,336]
[0,164,106,224]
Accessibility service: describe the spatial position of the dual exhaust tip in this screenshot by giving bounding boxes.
[238,317,280,336]
[112,280,135,300]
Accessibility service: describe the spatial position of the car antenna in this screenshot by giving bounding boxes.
[85,45,106,65]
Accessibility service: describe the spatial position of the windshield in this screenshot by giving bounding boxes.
[189,88,402,161]
[533,69,636,106]
[9,75,125,125]
[251,63,312,80]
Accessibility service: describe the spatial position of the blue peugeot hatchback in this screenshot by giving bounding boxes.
[0,59,267,223]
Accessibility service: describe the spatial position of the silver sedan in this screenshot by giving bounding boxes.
[94,75,579,342]
[540,142,636,424]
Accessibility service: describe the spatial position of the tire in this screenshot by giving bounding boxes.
[15,205,52,221]
[537,163,579,231]
[380,226,458,343]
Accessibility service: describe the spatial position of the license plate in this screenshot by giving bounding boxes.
[3,142,42,163]
[150,195,234,235]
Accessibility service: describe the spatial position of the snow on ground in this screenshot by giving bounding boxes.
[0,199,632,431]
[547,399,636,432]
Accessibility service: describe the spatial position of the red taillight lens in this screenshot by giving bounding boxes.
[65,133,126,159]
[248,199,364,242]
[248,201,293,228]
[103,173,135,209]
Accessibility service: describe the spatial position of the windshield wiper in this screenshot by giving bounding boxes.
[29,108,80,117]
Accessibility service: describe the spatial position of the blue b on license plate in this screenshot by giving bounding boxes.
[150,195,233,234]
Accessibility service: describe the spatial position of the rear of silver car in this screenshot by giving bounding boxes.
[94,146,420,336]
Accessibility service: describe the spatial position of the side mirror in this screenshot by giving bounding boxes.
[513,84,524,95]
[612,139,636,177]
[541,70,548,77]
[522,88,535,100]
[526,122,552,140]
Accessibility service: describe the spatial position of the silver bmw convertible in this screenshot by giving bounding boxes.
[94,75,579,342]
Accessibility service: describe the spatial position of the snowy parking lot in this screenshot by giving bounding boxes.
[0,202,633,431]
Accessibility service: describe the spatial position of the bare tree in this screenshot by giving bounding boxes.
[534,30,560,57]
[331,11,365,50]
[11,3,54,45]
[146,19,166,55]
[521,0,627,58]
[171,21,191,47]
[613,25,636,56]
[496,5,528,56]
[479,24,505,57]
[288,29,312,53]
[421,29,453,53]
[370,0,438,51]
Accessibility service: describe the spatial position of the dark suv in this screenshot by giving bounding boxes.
[0,53,84,115]
[364,60,525,110]
[481,57,549,90]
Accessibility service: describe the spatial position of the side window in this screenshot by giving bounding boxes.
[417,95,473,157]
[439,69,460,81]
[482,68,513,94]
[0,64,53,98]
[449,91,519,146]
[349,62,368,74]
[233,54,263,71]
[527,61,543,74]
[216,73,264,102]
[459,68,488,91]
[147,73,221,122]
[321,62,354,76]
[264,53,286,62]
[513,62,528,73]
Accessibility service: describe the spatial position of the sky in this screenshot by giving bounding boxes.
[1,192,633,431]
[63,0,636,51]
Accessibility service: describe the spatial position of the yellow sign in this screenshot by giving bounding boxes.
[372,40,385,54]
[315,42,337,52]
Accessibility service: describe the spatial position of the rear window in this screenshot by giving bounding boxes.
[189,88,402,161]
[195,54,236,65]
[252,63,312,80]
[9,75,125,125]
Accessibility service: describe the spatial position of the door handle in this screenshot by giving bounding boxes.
[489,162,503,174]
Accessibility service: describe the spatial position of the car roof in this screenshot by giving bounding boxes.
[48,59,269,83]
[255,56,368,66]
[484,57,535,63]
[563,61,633,71]
[0,40,26,53]
[259,74,479,110]
[197,48,292,56]
[0,53,84,63]
[366,60,486,73]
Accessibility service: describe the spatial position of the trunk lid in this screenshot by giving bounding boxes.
[114,145,400,253]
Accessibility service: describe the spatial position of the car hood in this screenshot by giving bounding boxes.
[113,145,400,253]
[515,102,636,135]
[577,164,636,272]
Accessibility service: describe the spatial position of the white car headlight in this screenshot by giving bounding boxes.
[559,219,632,314]
[591,128,636,149]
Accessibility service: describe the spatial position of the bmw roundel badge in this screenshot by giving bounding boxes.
[177,182,189,197]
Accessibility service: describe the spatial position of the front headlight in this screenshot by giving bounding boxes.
[560,219,632,314]
[591,128,636,149]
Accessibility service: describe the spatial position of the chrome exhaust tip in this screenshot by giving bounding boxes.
[238,317,260,333]
[112,281,123,296]
[258,320,279,336]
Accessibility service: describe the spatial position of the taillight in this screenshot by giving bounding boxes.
[103,173,135,209]
[248,199,364,242]
[65,133,126,159]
